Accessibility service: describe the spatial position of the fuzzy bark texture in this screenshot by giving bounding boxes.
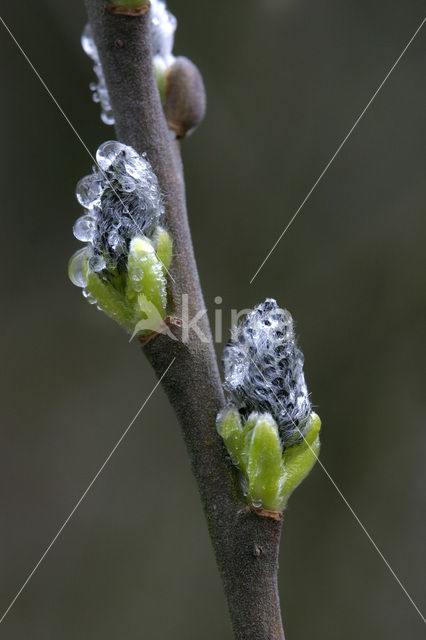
[84,3,284,638]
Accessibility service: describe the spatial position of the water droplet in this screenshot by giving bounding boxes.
[124,154,145,179]
[131,268,144,281]
[96,140,126,171]
[90,255,106,272]
[81,24,97,60]
[68,248,89,288]
[101,111,115,126]
[108,230,120,249]
[251,498,263,508]
[133,281,143,293]
[73,215,96,242]
[130,267,144,292]
[76,175,102,209]
[82,289,96,304]
[120,175,136,192]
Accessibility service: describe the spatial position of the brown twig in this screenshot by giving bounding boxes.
[84,2,285,638]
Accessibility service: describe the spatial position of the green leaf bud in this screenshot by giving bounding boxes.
[217,408,321,512]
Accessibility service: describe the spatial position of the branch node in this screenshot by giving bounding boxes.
[251,506,283,521]
[137,316,184,346]
[107,2,150,17]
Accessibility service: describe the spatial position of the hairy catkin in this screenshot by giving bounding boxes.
[222,299,311,445]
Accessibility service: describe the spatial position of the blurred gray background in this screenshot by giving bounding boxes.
[0,1,425,638]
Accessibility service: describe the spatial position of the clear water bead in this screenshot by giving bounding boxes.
[68,248,89,288]
[101,111,115,126]
[81,24,97,60]
[75,175,101,209]
[131,268,144,281]
[108,230,120,250]
[73,215,95,242]
[90,255,106,272]
[81,24,115,126]
[131,267,144,291]
[83,289,97,304]
[123,155,145,180]
[96,140,126,171]
[132,281,143,293]
[119,175,136,192]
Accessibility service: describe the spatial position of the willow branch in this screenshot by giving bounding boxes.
[84,3,284,638]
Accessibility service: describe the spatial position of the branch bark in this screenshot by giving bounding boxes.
[84,3,284,638]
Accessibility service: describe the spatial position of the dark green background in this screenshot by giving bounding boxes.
[1,1,425,638]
